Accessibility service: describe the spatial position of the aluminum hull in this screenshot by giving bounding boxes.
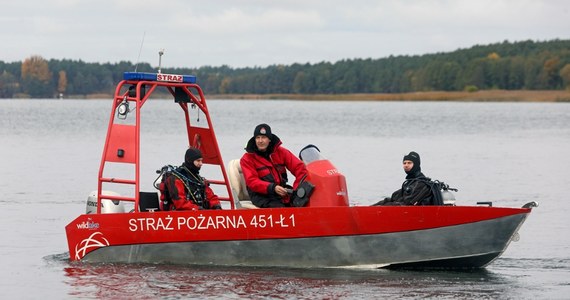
[70,208,529,269]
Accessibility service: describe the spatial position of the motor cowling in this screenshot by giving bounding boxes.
[86,190,125,214]
[299,145,349,207]
[441,190,456,206]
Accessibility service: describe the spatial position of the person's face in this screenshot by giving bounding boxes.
[193,158,203,169]
[255,135,271,152]
[403,160,414,172]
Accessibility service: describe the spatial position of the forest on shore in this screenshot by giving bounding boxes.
[1,39,570,100]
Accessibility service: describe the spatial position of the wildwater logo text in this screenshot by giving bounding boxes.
[76,219,100,230]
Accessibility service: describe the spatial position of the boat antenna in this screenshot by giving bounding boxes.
[134,31,146,72]
[158,49,165,73]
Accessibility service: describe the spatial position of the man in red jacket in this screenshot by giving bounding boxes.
[240,124,308,208]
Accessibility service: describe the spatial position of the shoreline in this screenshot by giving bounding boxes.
[62,89,570,102]
[207,90,570,102]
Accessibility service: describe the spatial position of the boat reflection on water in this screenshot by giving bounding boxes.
[62,262,517,299]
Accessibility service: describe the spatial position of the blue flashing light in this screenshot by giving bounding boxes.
[123,72,196,83]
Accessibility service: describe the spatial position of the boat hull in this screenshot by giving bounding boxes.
[66,206,530,269]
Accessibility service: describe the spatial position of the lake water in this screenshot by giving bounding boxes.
[0,99,569,299]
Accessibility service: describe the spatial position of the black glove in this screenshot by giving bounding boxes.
[211,205,222,210]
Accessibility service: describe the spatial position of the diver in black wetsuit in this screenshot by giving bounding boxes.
[373,151,433,206]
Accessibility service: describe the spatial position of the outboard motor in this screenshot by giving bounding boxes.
[441,189,456,206]
[86,190,125,214]
[299,145,349,207]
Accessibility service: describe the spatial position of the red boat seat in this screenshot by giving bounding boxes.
[227,159,258,209]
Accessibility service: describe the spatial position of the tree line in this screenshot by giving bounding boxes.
[1,39,570,98]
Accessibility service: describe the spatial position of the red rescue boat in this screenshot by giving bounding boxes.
[65,70,537,269]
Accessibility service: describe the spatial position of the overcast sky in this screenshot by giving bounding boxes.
[2,0,569,69]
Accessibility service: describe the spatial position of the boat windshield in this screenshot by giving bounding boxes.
[299,144,325,164]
